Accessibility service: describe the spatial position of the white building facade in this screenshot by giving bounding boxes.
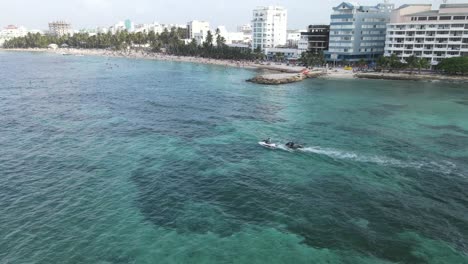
[252,6,288,50]
[385,3,468,65]
[135,23,186,34]
[109,21,126,34]
[237,24,253,46]
[187,20,210,45]
[264,47,302,61]
[215,26,251,45]
[286,30,306,48]
[0,25,28,46]
[48,21,73,37]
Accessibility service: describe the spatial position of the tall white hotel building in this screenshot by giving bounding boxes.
[251,6,288,50]
[385,3,468,65]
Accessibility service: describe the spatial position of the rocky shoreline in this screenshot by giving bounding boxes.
[247,71,325,85]
[356,72,468,82]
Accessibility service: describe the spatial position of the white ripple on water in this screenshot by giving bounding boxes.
[300,146,458,175]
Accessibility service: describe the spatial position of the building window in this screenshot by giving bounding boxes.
[418,17,427,21]
[439,16,451,21]
[428,17,437,21]
[454,16,466,20]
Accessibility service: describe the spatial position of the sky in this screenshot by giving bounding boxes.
[0,0,465,31]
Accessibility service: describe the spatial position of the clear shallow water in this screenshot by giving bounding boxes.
[0,51,467,264]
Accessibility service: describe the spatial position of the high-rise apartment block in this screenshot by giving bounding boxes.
[252,6,288,50]
[385,3,468,65]
[326,2,394,62]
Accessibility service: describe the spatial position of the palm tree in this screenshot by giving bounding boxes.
[203,30,214,49]
[415,57,430,74]
[405,55,418,74]
[388,54,402,72]
[377,56,389,72]
[215,28,226,47]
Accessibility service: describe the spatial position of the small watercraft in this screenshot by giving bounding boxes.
[285,142,304,150]
[259,141,278,149]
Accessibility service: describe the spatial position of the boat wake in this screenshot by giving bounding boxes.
[300,146,457,174]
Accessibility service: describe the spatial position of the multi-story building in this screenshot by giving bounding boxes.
[237,24,252,33]
[109,21,126,34]
[286,29,306,48]
[237,24,253,46]
[0,25,28,46]
[251,6,288,50]
[135,23,185,34]
[187,20,210,45]
[298,25,330,54]
[326,1,394,62]
[264,47,302,61]
[385,3,468,65]
[48,21,72,37]
[215,26,246,45]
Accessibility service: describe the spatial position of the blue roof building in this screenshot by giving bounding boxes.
[326,1,394,62]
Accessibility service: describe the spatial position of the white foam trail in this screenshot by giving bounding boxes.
[300,146,457,174]
[276,144,293,152]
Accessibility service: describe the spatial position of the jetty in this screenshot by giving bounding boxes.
[247,64,325,85]
[248,71,325,85]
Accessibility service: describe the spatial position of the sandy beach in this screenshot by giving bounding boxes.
[4,48,464,82]
[0,48,345,79]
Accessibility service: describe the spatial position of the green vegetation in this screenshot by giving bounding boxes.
[436,57,468,75]
[299,51,325,68]
[3,28,263,61]
[377,54,430,74]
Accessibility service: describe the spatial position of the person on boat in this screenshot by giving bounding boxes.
[263,138,272,144]
[286,142,303,149]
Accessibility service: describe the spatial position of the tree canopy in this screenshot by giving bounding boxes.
[436,57,468,75]
[376,54,431,73]
[300,51,325,68]
[3,29,259,61]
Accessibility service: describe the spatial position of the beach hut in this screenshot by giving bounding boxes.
[48,44,58,50]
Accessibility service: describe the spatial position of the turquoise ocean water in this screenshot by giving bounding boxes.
[0,51,467,263]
